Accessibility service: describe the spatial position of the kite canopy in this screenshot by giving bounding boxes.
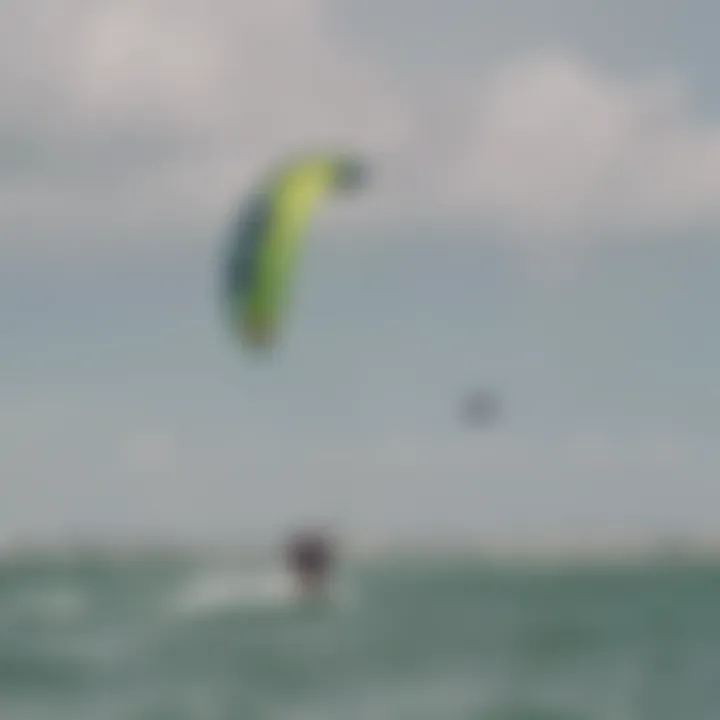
[223,153,368,350]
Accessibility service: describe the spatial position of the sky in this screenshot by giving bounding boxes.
[1,0,719,549]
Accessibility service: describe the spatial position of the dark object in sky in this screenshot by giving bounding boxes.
[462,390,501,426]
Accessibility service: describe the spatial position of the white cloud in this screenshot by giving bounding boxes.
[2,2,720,261]
[451,54,720,242]
[0,0,409,258]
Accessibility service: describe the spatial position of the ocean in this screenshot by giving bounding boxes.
[0,548,718,719]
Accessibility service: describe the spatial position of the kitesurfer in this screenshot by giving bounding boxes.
[285,529,334,597]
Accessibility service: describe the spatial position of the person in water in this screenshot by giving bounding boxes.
[285,529,334,595]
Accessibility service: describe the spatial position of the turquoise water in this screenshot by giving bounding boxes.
[0,550,718,719]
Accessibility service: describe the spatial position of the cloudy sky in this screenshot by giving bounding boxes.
[1,0,719,549]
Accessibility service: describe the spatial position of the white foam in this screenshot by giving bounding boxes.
[170,564,359,618]
[172,567,298,616]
